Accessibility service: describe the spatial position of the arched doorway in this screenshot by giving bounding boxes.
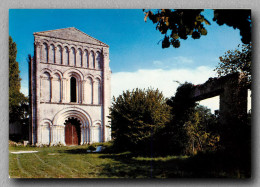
[64,117,81,145]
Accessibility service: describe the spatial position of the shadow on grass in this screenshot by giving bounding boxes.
[97,151,251,178]
[56,147,250,178]
[58,148,90,154]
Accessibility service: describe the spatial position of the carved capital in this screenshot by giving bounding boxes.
[35,41,41,47]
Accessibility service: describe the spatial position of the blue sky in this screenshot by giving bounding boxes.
[9,9,244,112]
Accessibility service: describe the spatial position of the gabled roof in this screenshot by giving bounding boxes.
[34,27,109,47]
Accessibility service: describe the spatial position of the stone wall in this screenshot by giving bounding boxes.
[30,28,111,145]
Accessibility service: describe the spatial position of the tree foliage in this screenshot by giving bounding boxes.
[213,10,251,44]
[165,82,220,155]
[110,88,171,152]
[184,106,220,155]
[9,36,28,123]
[144,9,251,48]
[214,43,251,83]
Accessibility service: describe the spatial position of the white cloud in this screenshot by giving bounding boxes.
[173,56,193,64]
[152,56,194,69]
[111,66,219,112]
[112,66,216,97]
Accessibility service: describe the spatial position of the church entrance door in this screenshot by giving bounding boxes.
[65,118,81,145]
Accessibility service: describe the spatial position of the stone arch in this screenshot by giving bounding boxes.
[70,47,76,66]
[40,71,51,102]
[92,121,102,143]
[52,69,63,79]
[42,43,48,63]
[63,46,69,65]
[89,50,95,69]
[64,68,84,81]
[49,44,55,63]
[85,76,93,104]
[40,68,52,75]
[95,51,102,70]
[56,45,62,64]
[64,69,84,103]
[83,49,89,68]
[52,107,92,145]
[52,73,61,102]
[77,48,83,67]
[39,119,52,145]
[94,77,102,104]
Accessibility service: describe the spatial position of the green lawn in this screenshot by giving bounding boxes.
[9,145,250,178]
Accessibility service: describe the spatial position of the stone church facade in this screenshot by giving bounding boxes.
[29,27,111,146]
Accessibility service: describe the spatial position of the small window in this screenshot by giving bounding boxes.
[70,77,77,102]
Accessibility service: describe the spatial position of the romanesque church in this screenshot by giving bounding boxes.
[29,27,111,146]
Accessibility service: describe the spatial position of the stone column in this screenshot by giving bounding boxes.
[35,42,41,63]
[219,73,248,127]
[61,78,66,103]
[54,46,57,64]
[61,47,63,65]
[82,80,86,104]
[50,77,53,102]
[47,44,50,63]
[102,47,111,142]
[68,48,71,66]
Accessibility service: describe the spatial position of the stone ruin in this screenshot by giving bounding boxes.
[191,72,250,127]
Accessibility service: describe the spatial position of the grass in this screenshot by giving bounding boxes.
[9,144,250,178]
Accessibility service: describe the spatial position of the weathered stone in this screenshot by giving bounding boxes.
[191,73,249,127]
[29,27,111,146]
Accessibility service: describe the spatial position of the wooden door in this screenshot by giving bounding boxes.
[65,122,80,145]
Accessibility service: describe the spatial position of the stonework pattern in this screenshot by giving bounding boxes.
[30,27,111,146]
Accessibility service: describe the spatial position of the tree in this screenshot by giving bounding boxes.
[184,105,220,155]
[143,9,251,48]
[214,43,251,83]
[9,36,29,141]
[9,36,27,122]
[165,82,220,155]
[109,88,171,152]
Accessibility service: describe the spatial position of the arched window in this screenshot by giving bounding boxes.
[92,123,101,143]
[84,50,89,68]
[49,44,55,63]
[43,43,48,63]
[77,49,82,67]
[56,45,62,64]
[70,47,76,66]
[70,77,77,102]
[41,122,50,145]
[63,46,69,65]
[52,73,61,102]
[96,52,102,69]
[41,72,51,102]
[85,77,93,104]
[94,78,101,104]
[89,51,95,69]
